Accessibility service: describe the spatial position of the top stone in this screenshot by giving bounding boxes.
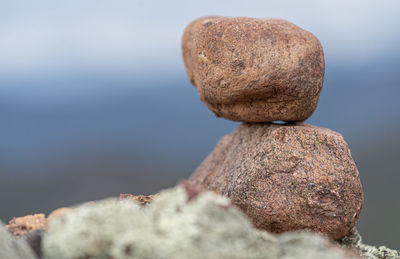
[182,16,325,122]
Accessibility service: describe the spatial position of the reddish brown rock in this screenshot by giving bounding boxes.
[189,123,363,239]
[48,202,95,221]
[182,16,325,122]
[120,194,156,206]
[48,207,75,220]
[6,214,47,237]
[180,180,207,203]
[7,202,97,238]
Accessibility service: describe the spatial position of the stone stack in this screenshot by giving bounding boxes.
[182,16,363,239]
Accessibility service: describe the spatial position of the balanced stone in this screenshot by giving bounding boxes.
[189,123,363,239]
[182,16,325,122]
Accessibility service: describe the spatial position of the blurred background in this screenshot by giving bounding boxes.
[0,0,399,248]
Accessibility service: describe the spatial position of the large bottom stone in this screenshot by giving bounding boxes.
[189,122,363,239]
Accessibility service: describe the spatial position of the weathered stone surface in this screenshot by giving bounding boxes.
[278,231,360,259]
[120,193,157,206]
[339,230,400,259]
[22,229,44,258]
[6,214,47,237]
[43,184,276,259]
[42,184,359,259]
[189,122,363,239]
[0,221,37,259]
[182,16,324,122]
[48,208,74,220]
[47,202,96,222]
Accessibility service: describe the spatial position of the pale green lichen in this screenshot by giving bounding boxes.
[0,221,37,259]
[43,186,276,259]
[42,184,396,259]
[339,231,400,259]
[277,231,358,259]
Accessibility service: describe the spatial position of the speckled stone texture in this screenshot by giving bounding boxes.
[339,230,400,259]
[6,214,47,237]
[119,193,157,206]
[189,123,363,239]
[43,185,277,259]
[182,16,325,122]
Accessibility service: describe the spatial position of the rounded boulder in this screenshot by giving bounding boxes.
[189,123,363,239]
[182,17,325,122]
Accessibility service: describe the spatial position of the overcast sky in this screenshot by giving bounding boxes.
[1,0,399,78]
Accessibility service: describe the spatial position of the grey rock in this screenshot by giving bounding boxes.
[22,229,44,258]
[43,184,359,259]
[0,221,37,259]
[277,231,359,259]
[43,186,276,259]
[339,230,400,259]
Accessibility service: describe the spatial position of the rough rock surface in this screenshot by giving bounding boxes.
[189,122,363,239]
[48,208,74,220]
[339,230,400,259]
[6,214,47,237]
[0,221,37,259]
[182,16,325,122]
[43,184,275,259]
[278,231,359,259]
[120,193,157,206]
[42,184,360,259]
[22,229,44,258]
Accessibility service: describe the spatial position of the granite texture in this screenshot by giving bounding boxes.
[182,16,325,122]
[189,122,363,239]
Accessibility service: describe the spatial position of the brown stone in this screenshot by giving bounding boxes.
[48,207,74,220]
[48,202,95,221]
[182,16,325,122]
[6,214,47,237]
[189,123,363,239]
[120,194,156,206]
[180,180,207,203]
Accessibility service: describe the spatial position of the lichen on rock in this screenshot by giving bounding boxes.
[0,221,37,259]
[339,231,400,259]
[43,199,143,259]
[43,184,276,259]
[277,231,359,259]
[42,183,365,259]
